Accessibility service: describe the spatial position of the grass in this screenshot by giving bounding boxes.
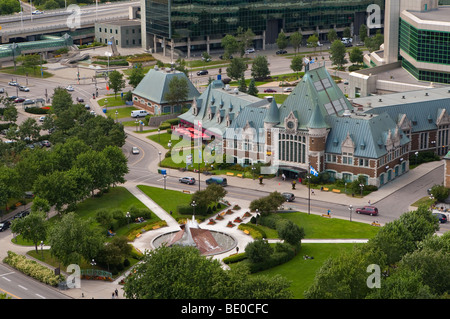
[0,66,53,78]
[137,185,192,221]
[258,93,289,104]
[411,196,435,208]
[97,96,127,107]
[106,106,137,119]
[253,243,358,298]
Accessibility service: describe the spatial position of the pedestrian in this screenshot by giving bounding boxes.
[327,209,330,216]
[282,173,286,181]
[115,289,118,297]
[292,180,296,190]
[368,200,371,205]
[236,247,239,253]
[112,292,115,299]
[311,189,315,195]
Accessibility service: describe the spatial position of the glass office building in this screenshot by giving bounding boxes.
[143,0,383,55]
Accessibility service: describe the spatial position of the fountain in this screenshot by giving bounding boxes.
[152,216,236,256]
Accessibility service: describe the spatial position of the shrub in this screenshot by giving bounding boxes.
[238,223,266,239]
[25,107,48,114]
[223,253,247,264]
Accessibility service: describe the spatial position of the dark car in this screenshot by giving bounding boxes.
[219,55,233,60]
[179,177,196,185]
[264,88,277,93]
[432,212,447,224]
[13,211,30,220]
[205,177,227,186]
[276,49,287,55]
[282,192,295,202]
[355,206,378,216]
[76,97,84,102]
[14,97,25,103]
[0,220,11,232]
[197,70,208,76]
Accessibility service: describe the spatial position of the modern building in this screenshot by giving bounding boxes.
[367,0,450,84]
[140,0,384,58]
[132,67,200,115]
[95,20,142,48]
[177,66,420,188]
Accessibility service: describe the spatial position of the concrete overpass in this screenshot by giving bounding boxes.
[0,0,138,44]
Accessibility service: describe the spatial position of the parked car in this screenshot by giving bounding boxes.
[14,97,25,103]
[283,87,293,92]
[41,140,51,147]
[205,177,228,186]
[355,206,379,216]
[0,88,4,93]
[66,85,74,91]
[197,70,208,76]
[132,146,140,154]
[219,55,233,60]
[76,97,84,102]
[23,99,35,105]
[432,212,447,223]
[179,177,196,185]
[245,48,255,54]
[282,192,295,202]
[276,49,287,55]
[264,88,277,93]
[13,211,29,220]
[39,116,46,122]
[6,95,17,101]
[19,86,29,92]
[8,81,18,86]
[84,104,90,110]
[0,220,11,232]
[24,191,34,198]
[32,10,43,14]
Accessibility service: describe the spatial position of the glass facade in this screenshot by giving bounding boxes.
[399,18,450,84]
[145,0,383,42]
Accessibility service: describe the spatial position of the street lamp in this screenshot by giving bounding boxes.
[359,183,364,197]
[126,211,131,228]
[40,240,44,259]
[163,174,167,190]
[115,110,118,123]
[135,119,139,132]
[348,205,353,222]
[90,259,96,276]
[415,151,419,166]
[159,151,162,166]
[191,200,197,216]
[158,128,161,142]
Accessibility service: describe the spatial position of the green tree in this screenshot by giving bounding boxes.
[164,76,189,110]
[51,87,73,116]
[306,34,319,53]
[221,34,239,59]
[343,27,351,38]
[0,165,21,213]
[250,55,270,80]
[249,191,285,216]
[174,58,189,76]
[10,211,47,253]
[128,63,145,88]
[245,239,273,263]
[290,55,303,78]
[327,29,338,43]
[359,24,368,43]
[429,184,449,202]
[16,54,41,75]
[237,27,255,57]
[247,78,258,97]
[48,212,105,266]
[330,40,347,70]
[349,47,364,65]
[276,31,288,50]
[277,219,305,246]
[18,117,40,142]
[0,0,20,15]
[108,70,126,99]
[226,58,247,81]
[2,103,18,123]
[365,31,384,52]
[290,31,303,55]
[238,75,247,93]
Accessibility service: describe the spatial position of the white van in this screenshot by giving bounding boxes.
[131,110,149,118]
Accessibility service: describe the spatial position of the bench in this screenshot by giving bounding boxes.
[226,172,235,176]
[322,187,329,191]
[182,190,190,194]
[135,233,141,238]
[322,214,331,218]
[236,174,243,178]
[371,222,381,227]
[332,189,341,193]
[152,225,161,230]
[243,229,250,235]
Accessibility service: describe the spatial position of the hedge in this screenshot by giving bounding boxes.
[238,224,266,239]
[223,252,247,264]
[3,251,64,286]
[246,242,300,273]
[25,107,49,114]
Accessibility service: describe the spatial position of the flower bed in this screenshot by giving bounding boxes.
[234,217,242,223]
[243,211,252,218]
[227,221,235,228]
[207,218,216,225]
[215,214,224,220]
[226,209,234,215]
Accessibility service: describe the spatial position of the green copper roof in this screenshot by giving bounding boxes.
[264,99,280,124]
[307,99,329,129]
[132,68,199,104]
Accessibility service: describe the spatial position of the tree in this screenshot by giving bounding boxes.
[306,34,319,53]
[276,31,288,50]
[164,76,189,110]
[290,55,303,78]
[238,76,247,93]
[221,34,239,59]
[249,191,285,215]
[237,27,255,57]
[174,58,189,76]
[108,70,126,99]
[16,54,41,75]
[247,78,258,97]
[329,40,347,70]
[277,219,305,246]
[51,87,73,116]
[365,31,384,52]
[349,47,364,65]
[429,184,449,202]
[290,31,303,55]
[0,0,20,15]
[226,58,247,81]
[250,55,270,80]
[191,183,227,215]
[48,212,105,266]
[97,236,132,271]
[327,29,338,43]
[2,103,18,123]
[128,63,145,88]
[245,239,273,263]
[10,211,47,253]
[343,27,351,38]
[359,24,368,43]
[18,117,40,142]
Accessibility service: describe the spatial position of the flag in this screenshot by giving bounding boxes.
[310,165,319,177]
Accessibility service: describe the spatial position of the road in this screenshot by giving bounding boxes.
[0,263,70,299]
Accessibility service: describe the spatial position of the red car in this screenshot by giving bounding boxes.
[356,206,378,216]
[264,88,277,93]
[14,97,25,103]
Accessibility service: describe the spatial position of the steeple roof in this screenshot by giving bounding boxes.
[264,98,280,124]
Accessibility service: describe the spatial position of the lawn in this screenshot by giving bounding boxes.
[97,96,128,107]
[279,212,380,239]
[253,243,358,298]
[258,93,289,104]
[137,185,192,221]
[105,106,137,119]
[0,66,53,78]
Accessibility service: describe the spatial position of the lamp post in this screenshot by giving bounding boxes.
[348,204,353,222]
[415,151,419,166]
[90,259,96,276]
[115,110,118,123]
[163,174,167,190]
[40,240,44,259]
[307,161,311,215]
[135,119,138,132]
[158,128,161,142]
[159,151,162,166]
[126,211,131,228]
[191,200,197,216]
[359,183,364,197]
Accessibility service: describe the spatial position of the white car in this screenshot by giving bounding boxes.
[8,81,18,86]
[283,87,293,92]
[39,116,46,122]
[66,85,74,91]
[132,147,140,154]
[19,86,29,92]
[32,10,43,15]
[245,48,255,54]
